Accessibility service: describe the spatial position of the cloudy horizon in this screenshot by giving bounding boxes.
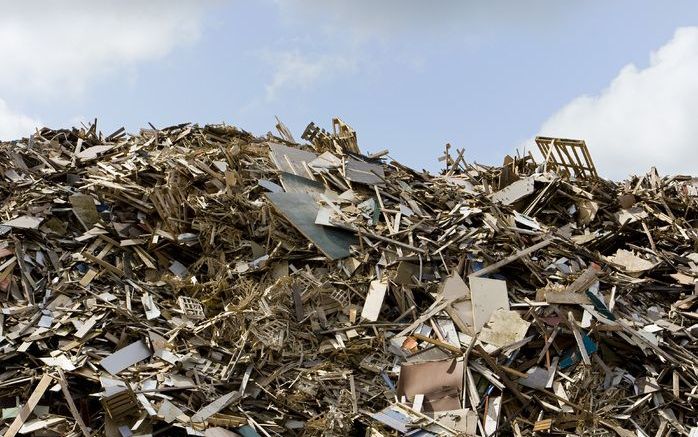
[1,1,698,179]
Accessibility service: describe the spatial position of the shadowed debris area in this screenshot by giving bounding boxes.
[0,118,696,436]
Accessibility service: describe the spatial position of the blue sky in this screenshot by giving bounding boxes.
[2,1,698,178]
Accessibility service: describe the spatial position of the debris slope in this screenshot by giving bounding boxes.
[0,119,696,436]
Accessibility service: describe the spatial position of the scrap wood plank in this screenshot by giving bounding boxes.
[57,369,92,437]
[474,345,529,405]
[74,314,100,339]
[5,373,53,437]
[469,238,553,278]
[82,251,124,277]
[361,279,388,322]
[533,418,552,431]
[394,296,451,338]
[411,333,462,354]
[360,229,427,254]
[191,363,253,422]
[0,256,17,283]
[567,312,591,366]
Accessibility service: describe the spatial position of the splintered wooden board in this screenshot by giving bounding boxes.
[266,192,356,260]
[361,279,388,321]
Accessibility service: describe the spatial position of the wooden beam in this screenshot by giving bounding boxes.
[5,373,53,437]
[469,238,553,278]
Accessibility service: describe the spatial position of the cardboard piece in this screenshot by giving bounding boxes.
[397,358,463,412]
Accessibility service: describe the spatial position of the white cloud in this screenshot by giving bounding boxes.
[538,27,698,179]
[0,98,39,140]
[264,51,357,100]
[276,0,569,41]
[0,0,214,97]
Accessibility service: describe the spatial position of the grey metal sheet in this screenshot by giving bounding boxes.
[268,143,317,179]
[266,192,355,260]
[490,177,535,205]
[279,172,324,194]
[345,157,385,185]
[100,340,152,374]
[258,179,283,193]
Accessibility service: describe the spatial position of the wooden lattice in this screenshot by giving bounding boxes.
[536,136,598,179]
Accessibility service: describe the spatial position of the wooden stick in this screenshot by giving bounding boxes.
[57,369,92,437]
[567,312,591,366]
[475,345,529,405]
[470,238,553,278]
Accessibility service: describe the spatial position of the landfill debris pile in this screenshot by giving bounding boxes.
[0,118,696,437]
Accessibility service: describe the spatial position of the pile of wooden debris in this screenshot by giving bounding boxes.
[0,119,695,437]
